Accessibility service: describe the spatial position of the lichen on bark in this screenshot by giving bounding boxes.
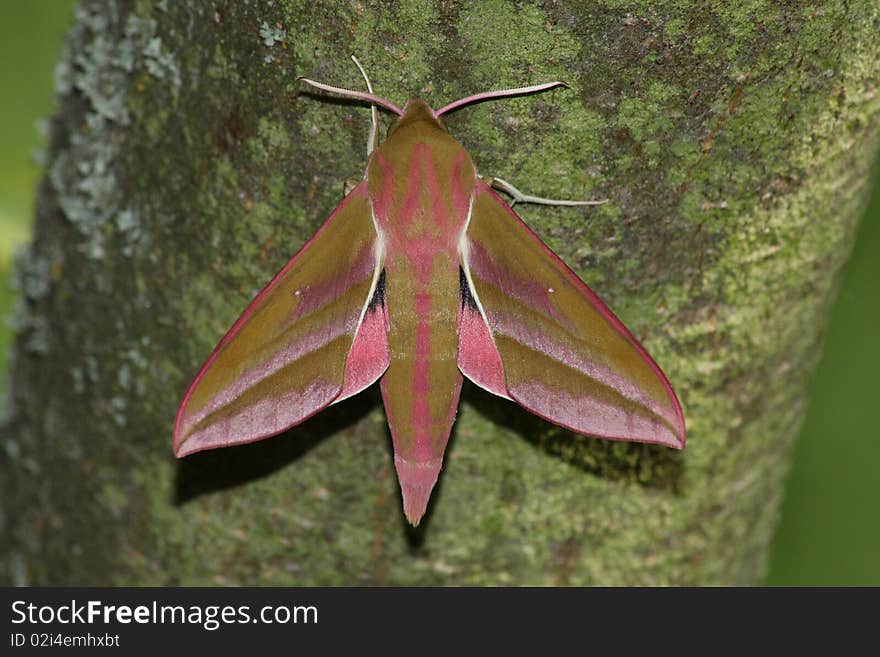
[2,0,879,585]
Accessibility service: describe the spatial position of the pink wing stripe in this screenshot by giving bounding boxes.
[280,242,377,328]
[175,379,340,457]
[463,293,675,428]
[508,381,682,449]
[465,181,686,448]
[174,183,381,456]
[336,301,390,402]
[457,302,510,399]
[177,311,363,446]
[465,238,572,329]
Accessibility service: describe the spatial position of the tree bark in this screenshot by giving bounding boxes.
[3,0,879,585]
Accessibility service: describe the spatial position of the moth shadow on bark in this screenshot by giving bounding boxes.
[460,382,684,493]
[173,389,379,506]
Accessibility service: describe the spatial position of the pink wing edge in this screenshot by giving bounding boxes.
[457,180,686,449]
[173,183,389,457]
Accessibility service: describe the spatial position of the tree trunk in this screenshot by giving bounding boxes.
[3,0,879,585]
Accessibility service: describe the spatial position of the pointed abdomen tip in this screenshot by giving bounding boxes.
[402,485,431,526]
[394,455,443,526]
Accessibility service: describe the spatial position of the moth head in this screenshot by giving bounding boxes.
[386,100,447,138]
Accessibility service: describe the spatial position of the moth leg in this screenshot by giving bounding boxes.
[351,55,379,156]
[340,55,377,197]
[342,177,362,197]
[484,176,608,208]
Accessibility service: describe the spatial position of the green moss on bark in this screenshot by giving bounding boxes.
[3,0,879,585]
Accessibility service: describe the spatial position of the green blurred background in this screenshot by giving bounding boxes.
[1,3,877,585]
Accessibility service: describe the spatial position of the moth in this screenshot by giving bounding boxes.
[174,59,686,525]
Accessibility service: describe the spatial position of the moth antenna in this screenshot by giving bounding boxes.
[297,76,404,117]
[350,55,380,155]
[435,81,569,117]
